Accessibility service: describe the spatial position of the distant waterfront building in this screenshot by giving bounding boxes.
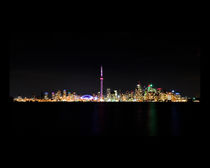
[135,83,143,101]
[167,92,172,101]
[63,89,67,100]
[106,88,111,101]
[97,92,100,101]
[44,92,48,100]
[157,88,161,101]
[52,92,55,100]
[73,92,76,101]
[67,92,71,101]
[114,90,118,101]
[56,90,62,101]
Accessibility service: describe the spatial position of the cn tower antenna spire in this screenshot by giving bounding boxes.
[101,65,103,77]
[100,65,103,101]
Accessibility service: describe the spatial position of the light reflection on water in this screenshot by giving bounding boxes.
[148,103,157,136]
[135,103,143,136]
[91,103,185,136]
[92,104,99,135]
[92,103,105,135]
[171,104,180,136]
[12,102,198,136]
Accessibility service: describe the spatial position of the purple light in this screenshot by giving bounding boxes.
[81,95,93,100]
[100,66,103,99]
[101,65,103,77]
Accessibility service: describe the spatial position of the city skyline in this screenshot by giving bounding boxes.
[13,66,199,102]
[10,32,200,98]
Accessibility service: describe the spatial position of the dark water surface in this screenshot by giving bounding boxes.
[11,102,199,136]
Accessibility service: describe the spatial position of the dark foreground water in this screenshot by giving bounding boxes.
[11,102,199,136]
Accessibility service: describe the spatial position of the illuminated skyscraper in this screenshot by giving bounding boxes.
[44,92,48,100]
[97,92,100,101]
[52,92,55,100]
[56,90,61,101]
[73,92,76,101]
[63,89,67,100]
[135,83,143,101]
[114,90,118,101]
[100,65,103,101]
[106,88,111,100]
[67,92,71,101]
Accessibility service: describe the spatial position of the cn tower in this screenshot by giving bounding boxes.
[100,65,103,100]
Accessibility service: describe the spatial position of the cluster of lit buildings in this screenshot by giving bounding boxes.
[13,66,199,103]
[13,84,189,102]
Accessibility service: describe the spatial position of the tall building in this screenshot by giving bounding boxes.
[63,89,67,100]
[106,88,111,100]
[100,65,103,101]
[97,92,100,101]
[135,83,143,101]
[73,92,76,101]
[56,90,61,101]
[44,92,48,100]
[157,88,162,101]
[67,92,71,101]
[52,92,55,100]
[114,90,118,101]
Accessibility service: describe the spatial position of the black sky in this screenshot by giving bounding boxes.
[9,32,200,98]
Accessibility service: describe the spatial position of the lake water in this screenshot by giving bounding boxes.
[11,102,199,136]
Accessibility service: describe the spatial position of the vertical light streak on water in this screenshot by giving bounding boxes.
[112,104,121,135]
[148,103,158,136]
[172,104,180,136]
[98,103,105,135]
[92,104,99,135]
[136,105,143,136]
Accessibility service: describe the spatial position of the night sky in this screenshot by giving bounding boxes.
[9,32,200,98]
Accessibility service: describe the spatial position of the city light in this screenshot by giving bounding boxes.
[13,66,198,103]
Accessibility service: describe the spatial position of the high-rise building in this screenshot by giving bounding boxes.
[114,90,118,101]
[106,88,111,101]
[121,94,126,101]
[44,92,48,100]
[63,89,67,100]
[135,83,143,101]
[67,92,71,101]
[157,88,162,101]
[97,92,100,101]
[52,92,55,100]
[73,92,76,101]
[56,90,61,101]
[130,91,134,101]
